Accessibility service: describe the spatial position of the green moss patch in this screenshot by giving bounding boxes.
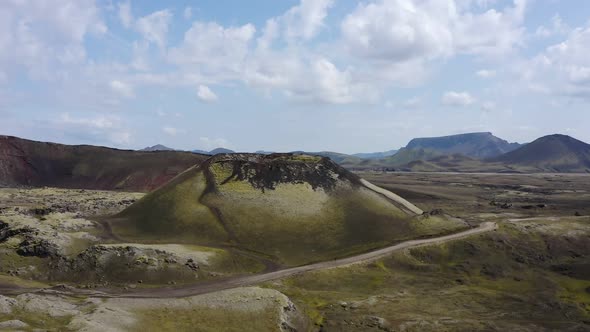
[267,218,590,330]
[133,307,280,332]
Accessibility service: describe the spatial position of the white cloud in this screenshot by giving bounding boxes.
[55,113,131,146]
[257,19,280,51]
[163,126,184,136]
[342,0,453,61]
[257,0,333,50]
[244,52,377,104]
[136,9,172,50]
[118,6,173,51]
[166,1,433,104]
[403,97,422,109]
[341,0,526,61]
[476,69,496,78]
[452,0,527,57]
[282,0,334,41]
[169,22,256,79]
[183,7,193,20]
[442,91,476,106]
[59,113,116,129]
[298,58,371,104]
[521,22,590,100]
[118,1,133,28]
[481,101,496,112]
[110,131,132,145]
[199,137,232,150]
[535,14,569,38]
[130,41,150,71]
[197,85,219,102]
[0,0,106,80]
[109,80,135,98]
[383,97,422,109]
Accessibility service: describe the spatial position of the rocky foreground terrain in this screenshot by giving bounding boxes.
[0,287,304,331]
[1,171,589,331]
[0,187,308,331]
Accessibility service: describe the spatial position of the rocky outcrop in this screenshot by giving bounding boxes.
[66,287,308,332]
[0,295,17,314]
[0,220,60,258]
[0,320,29,329]
[15,293,81,317]
[16,238,59,258]
[209,153,362,192]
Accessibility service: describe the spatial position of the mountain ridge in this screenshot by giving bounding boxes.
[141,144,175,152]
[489,134,590,172]
[0,135,209,191]
[405,132,521,159]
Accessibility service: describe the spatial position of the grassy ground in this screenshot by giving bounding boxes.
[114,169,227,244]
[266,215,590,331]
[0,309,75,331]
[360,172,590,217]
[1,173,589,331]
[134,307,280,332]
[0,186,265,288]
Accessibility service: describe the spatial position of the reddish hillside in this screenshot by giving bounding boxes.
[0,136,209,192]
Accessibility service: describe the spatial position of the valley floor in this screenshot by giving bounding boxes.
[1,172,590,331]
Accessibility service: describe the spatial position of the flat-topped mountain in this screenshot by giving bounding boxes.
[406,132,520,159]
[490,134,590,172]
[115,153,465,266]
[0,136,209,191]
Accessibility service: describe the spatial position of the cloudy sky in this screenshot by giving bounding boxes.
[1,0,589,153]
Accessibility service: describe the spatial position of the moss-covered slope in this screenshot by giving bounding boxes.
[115,154,465,266]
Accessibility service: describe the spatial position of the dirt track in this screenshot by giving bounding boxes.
[4,222,496,299]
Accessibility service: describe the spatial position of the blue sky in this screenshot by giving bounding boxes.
[1,0,589,153]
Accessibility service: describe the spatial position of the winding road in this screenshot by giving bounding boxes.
[1,222,497,299]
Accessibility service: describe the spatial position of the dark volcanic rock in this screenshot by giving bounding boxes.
[16,239,59,258]
[211,153,362,192]
[0,222,35,243]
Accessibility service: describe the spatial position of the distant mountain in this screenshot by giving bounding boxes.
[353,149,398,159]
[209,148,235,154]
[191,148,236,155]
[397,154,515,173]
[381,148,443,167]
[490,134,590,172]
[0,135,209,191]
[406,132,520,159]
[291,151,363,165]
[141,144,175,152]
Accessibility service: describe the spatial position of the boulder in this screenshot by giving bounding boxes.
[15,294,80,317]
[0,320,29,329]
[0,295,17,314]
